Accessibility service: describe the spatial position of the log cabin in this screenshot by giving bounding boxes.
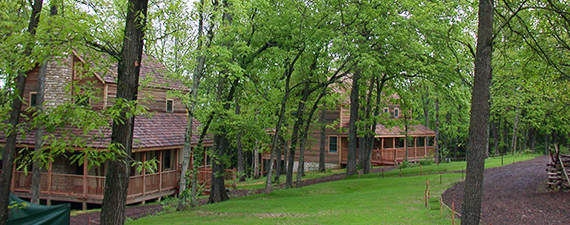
[262,92,436,172]
[0,51,216,209]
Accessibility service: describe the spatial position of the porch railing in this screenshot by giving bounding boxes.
[12,169,179,200]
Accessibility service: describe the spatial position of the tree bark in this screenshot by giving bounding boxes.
[434,97,440,164]
[510,99,521,155]
[265,49,303,193]
[287,81,309,188]
[318,108,327,172]
[31,3,58,205]
[236,101,245,182]
[347,70,360,176]
[362,77,375,173]
[461,0,493,223]
[253,141,260,179]
[100,0,148,224]
[0,0,43,223]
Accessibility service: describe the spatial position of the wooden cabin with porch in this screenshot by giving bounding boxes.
[0,51,218,209]
[262,93,435,172]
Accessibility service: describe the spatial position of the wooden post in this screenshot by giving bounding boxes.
[381,138,384,162]
[452,202,455,225]
[233,168,237,189]
[439,197,442,216]
[393,138,397,164]
[424,180,429,207]
[439,172,442,184]
[47,160,53,206]
[414,137,417,159]
[381,168,384,178]
[461,167,464,180]
[424,137,428,157]
[142,152,146,196]
[159,150,163,191]
[83,152,88,210]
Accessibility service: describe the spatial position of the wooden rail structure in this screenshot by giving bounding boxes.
[341,146,434,165]
[10,169,179,209]
[547,150,570,189]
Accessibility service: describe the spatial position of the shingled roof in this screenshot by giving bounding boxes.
[1,113,211,150]
[103,54,187,91]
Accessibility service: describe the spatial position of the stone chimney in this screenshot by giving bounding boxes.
[43,54,73,108]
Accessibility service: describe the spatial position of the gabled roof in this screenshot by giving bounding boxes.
[1,113,212,150]
[103,54,187,91]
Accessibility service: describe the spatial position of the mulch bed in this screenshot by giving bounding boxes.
[442,155,570,225]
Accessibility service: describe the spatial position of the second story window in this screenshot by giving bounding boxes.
[30,92,37,107]
[394,108,400,118]
[383,107,389,114]
[75,95,89,107]
[166,99,173,113]
[329,136,338,153]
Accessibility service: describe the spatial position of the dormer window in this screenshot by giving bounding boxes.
[30,92,37,107]
[166,99,173,113]
[394,108,400,118]
[383,107,389,114]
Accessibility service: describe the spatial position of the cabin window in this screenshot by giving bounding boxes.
[396,138,405,148]
[75,95,90,107]
[417,137,425,147]
[163,150,172,170]
[383,107,389,114]
[30,92,37,107]
[394,108,400,118]
[329,136,338,153]
[166,99,173,112]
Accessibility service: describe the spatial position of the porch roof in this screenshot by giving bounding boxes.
[1,113,212,150]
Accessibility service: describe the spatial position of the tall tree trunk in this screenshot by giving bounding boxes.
[100,0,148,223]
[253,141,260,179]
[31,3,58,205]
[461,0,493,223]
[0,0,43,223]
[274,135,284,183]
[236,101,245,182]
[423,86,430,128]
[510,99,521,155]
[318,108,327,172]
[265,49,303,193]
[287,82,309,188]
[434,97,440,163]
[530,128,536,153]
[347,70,360,176]
[362,78,374,173]
[180,0,211,203]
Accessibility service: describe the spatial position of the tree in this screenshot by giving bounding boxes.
[461,0,493,224]
[99,0,149,223]
[0,0,43,223]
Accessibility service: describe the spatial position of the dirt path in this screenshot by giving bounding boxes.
[442,155,570,225]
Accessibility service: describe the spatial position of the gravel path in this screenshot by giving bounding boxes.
[442,155,570,225]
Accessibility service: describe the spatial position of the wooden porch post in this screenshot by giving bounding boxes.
[47,160,52,206]
[414,137,417,158]
[424,136,429,158]
[142,152,146,196]
[159,150,163,191]
[393,138,397,164]
[381,138,384,162]
[82,152,88,210]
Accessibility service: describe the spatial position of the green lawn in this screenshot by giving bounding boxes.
[129,154,537,225]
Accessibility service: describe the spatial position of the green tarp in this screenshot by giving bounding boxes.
[8,193,70,225]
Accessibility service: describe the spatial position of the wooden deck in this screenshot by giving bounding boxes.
[11,169,179,207]
[341,146,434,165]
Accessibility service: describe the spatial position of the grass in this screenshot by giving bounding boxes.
[129,153,538,225]
[236,168,345,190]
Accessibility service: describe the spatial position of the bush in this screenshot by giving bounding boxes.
[399,161,412,169]
[419,158,433,166]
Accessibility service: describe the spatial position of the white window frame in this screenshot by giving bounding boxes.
[394,108,400,118]
[328,136,339,154]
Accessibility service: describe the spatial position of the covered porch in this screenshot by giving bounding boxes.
[10,148,180,210]
[340,135,435,165]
